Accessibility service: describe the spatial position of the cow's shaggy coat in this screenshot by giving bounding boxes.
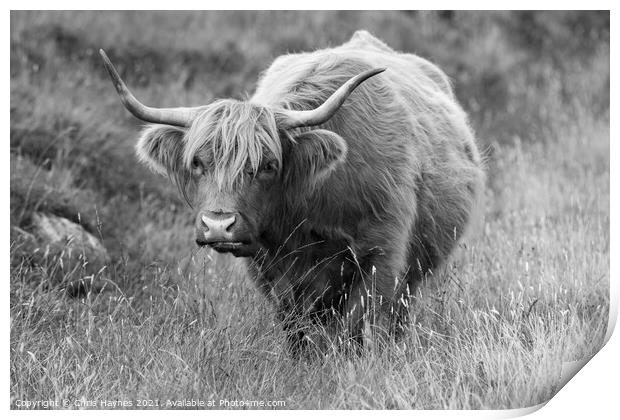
[135,30,484,351]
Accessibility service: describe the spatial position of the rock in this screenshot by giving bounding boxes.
[10,225,39,264]
[11,213,111,295]
[15,212,111,289]
[11,225,37,246]
[30,212,109,263]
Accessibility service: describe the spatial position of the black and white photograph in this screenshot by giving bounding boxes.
[9,9,610,410]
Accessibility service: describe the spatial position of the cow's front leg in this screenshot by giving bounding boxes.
[272,289,309,357]
[282,316,308,357]
[343,254,410,350]
[276,282,335,358]
[280,305,342,358]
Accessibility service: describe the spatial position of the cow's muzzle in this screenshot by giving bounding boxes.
[195,210,256,257]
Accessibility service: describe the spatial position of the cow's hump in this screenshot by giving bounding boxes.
[346,30,394,52]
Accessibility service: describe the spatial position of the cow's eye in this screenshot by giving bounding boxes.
[262,161,278,175]
[191,157,204,176]
[246,161,277,181]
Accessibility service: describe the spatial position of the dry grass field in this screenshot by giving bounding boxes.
[10,11,609,409]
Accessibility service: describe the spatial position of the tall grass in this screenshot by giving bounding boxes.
[10,11,609,409]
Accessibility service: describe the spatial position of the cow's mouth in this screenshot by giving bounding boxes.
[206,240,256,257]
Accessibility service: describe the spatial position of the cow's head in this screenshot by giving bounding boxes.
[100,49,384,257]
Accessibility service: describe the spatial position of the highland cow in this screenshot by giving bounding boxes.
[100,30,484,352]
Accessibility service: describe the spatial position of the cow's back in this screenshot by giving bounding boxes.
[253,31,454,114]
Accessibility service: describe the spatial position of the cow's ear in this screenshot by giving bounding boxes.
[288,129,348,185]
[135,124,187,176]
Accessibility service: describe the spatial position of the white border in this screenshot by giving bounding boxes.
[4,3,616,419]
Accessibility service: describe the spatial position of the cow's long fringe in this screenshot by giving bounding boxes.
[182,100,282,192]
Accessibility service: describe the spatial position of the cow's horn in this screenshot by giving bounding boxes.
[99,49,203,127]
[277,67,386,130]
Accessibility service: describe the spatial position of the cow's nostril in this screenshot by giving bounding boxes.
[225,215,236,232]
[201,214,210,230]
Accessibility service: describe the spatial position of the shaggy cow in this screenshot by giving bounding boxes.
[100,30,484,352]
